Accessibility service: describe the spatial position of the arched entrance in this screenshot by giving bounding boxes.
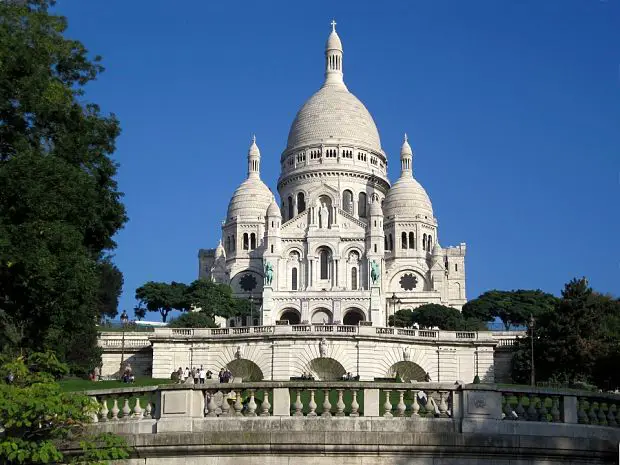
[280,308,301,325]
[387,361,427,382]
[226,359,264,382]
[308,357,346,381]
[343,308,365,326]
[311,308,333,324]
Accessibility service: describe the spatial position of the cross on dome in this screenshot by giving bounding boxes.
[331,19,337,32]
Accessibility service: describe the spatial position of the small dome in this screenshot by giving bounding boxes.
[326,30,342,51]
[226,177,272,221]
[383,176,434,219]
[369,198,383,216]
[401,134,412,156]
[215,239,225,257]
[266,198,281,217]
[286,85,381,152]
[432,241,442,256]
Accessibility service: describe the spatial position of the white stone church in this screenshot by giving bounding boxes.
[199,22,467,329]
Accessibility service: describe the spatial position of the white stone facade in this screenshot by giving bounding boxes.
[199,24,466,328]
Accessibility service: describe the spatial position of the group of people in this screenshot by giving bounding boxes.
[218,367,233,383]
[176,366,212,384]
[299,372,315,380]
[341,372,358,381]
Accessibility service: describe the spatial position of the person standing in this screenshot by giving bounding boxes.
[199,366,206,384]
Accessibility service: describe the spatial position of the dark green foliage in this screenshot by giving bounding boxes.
[462,289,558,330]
[0,0,127,373]
[135,279,248,323]
[511,278,620,389]
[135,281,188,323]
[168,311,216,328]
[389,304,485,331]
[0,351,130,464]
[95,257,123,320]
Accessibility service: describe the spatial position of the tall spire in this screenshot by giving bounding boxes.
[324,20,345,88]
[400,133,413,176]
[248,135,261,178]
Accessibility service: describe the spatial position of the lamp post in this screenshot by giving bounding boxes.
[249,294,254,327]
[529,314,536,387]
[388,293,401,327]
[119,310,129,374]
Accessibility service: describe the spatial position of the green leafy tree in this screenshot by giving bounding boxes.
[134,281,188,323]
[95,257,123,321]
[0,352,129,464]
[168,311,216,328]
[389,305,484,330]
[0,1,127,372]
[462,290,558,330]
[511,278,620,388]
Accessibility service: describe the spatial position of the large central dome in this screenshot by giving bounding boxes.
[284,23,382,154]
[286,85,382,152]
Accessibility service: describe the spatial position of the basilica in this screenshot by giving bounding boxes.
[199,22,467,328]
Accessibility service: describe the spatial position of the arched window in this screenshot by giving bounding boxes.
[250,233,256,250]
[291,267,298,291]
[297,192,306,214]
[401,232,407,249]
[271,245,274,253]
[374,244,377,253]
[455,263,458,272]
[226,236,230,252]
[319,248,330,280]
[422,234,427,251]
[409,232,415,249]
[358,192,367,218]
[351,267,358,290]
[243,233,249,250]
[427,236,432,252]
[232,235,236,251]
[287,196,294,220]
[343,190,353,214]
[384,237,388,251]
[389,234,394,251]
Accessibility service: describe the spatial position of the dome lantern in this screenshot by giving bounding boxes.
[400,133,413,176]
[324,20,345,88]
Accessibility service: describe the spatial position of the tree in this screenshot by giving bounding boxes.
[510,278,620,388]
[168,311,216,328]
[95,257,123,321]
[0,351,129,464]
[0,1,127,372]
[389,305,485,330]
[134,281,188,323]
[462,290,558,330]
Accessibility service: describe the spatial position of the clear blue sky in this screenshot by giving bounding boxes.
[55,0,620,321]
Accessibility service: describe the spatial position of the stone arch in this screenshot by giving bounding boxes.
[343,308,365,326]
[308,357,346,381]
[283,245,304,259]
[311,307,333,324]
[279,307,301,325]
[387,361,428,382]
[226,359,264,382]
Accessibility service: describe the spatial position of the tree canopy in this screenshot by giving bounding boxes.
[0,0,127,373]
[511,278,620,389]
[135,279,250,323]
[462,289,558,330]
[389,304,485,331]
[0,351,129,464]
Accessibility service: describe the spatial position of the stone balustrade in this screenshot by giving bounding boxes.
[80,382,620,464]
[84,381,620,427]
[150,325,496,342]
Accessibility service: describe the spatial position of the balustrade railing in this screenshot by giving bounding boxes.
[84,383,620,430]
[89,387,158,422]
